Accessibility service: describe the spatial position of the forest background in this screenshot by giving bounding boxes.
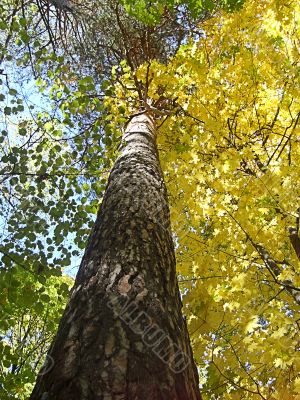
[0,0,299,399]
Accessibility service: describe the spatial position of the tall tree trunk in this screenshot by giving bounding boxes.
[30,114,202,400]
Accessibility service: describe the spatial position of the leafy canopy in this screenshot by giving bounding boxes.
[0,0,300,399]
[121,0,245,24]
[107,0,300,398]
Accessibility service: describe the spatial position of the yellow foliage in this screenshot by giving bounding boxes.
[159,0,300,398]
[107,0,300,397]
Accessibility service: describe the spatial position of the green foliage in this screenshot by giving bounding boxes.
[0,6,116,393]
[120,0,245,24]
[0,266,73,399]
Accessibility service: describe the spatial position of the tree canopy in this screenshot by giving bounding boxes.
[0,0,300,398]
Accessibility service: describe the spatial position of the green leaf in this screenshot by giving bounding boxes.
[9,88,17,96]
[19,128,27,136]
[40,294,50,302]
[4,107,11,115]
[0,21,7,30]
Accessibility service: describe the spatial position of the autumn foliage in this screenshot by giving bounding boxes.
[0,0,300,398]
[107,1,300,398]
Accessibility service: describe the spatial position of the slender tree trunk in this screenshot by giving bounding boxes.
[30,114,202,400]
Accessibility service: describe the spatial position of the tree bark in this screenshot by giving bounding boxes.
[30,114,202,400]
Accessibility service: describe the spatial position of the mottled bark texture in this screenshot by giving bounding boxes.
[30,114,202,400]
